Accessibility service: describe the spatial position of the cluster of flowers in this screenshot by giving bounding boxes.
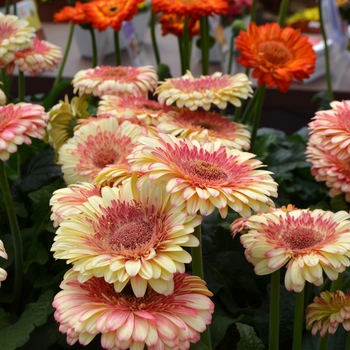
[44,62,280,349]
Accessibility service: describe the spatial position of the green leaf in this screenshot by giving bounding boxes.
[331,194,350,212]
[211,313,243,348]
[236,323,265,350]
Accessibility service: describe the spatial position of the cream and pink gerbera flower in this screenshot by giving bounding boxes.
[72,65,158,98]
[306,290,350,337]
[0,13,35,69]
[155,70,253,110]
[51,178,201,297]
[306,134,350,202]
[58,118,144,185]
[240,208,350,292]
[0,240,8,288]
[53,270,214,350]
[50,182,101,228]
[128,133,277,218]
[308,100,350,160]
[8,38,62,76]
[0,103,49,161]
[157,108,251,150]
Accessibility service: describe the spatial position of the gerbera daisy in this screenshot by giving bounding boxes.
[51,178,201,297]
[235,22,316,93]
[128,133,277,218]
[306,134,350,202]
[53,270,214,349]
[84,0,143,32]
[58,118,144,184]
[97,95,177,127]
[0,103,49,161]
[152,0,229,17]
[157,109,251,150]
[308,100,350,160]
[45,94,90,156]
[72,65,158,98]
[0,240,8,288]
[155,70,253,111]
[306,290,350,337]
[240,208,350,292]
[0,13,35,69]
[93,163,136,188]
[159,13,200,37]
[50,182,101,228]
[54,1,88,25]
[7,38,62,76]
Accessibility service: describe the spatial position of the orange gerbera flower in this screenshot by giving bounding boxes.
[159,13,200,37]
[152,0,229,17]
[84,0,142,32]
[54,2,88,25]
[235,22,316,93]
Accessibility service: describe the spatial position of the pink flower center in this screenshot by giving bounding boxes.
[0,24,17,40]
[93,149,119,168]
[187,160,228,181]
[259,41,291,65]
[282,227,323,250]
[174,76,229,92]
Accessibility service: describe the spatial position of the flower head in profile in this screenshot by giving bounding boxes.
[159,14,200,37]
[53,270,214,349]
[308,100,350,160]
[157,108,251,150]
[0,103,49,161]
[7,38,62,76]
[0,240,8,288]
[152,0,229,17]
[45,94,90,157]
[155,71,253,110]
[240,208,350,292]
[0,13,35,68]
[235,22,316,93]
[306,134,350,202]
[128,133,277,218]
[84,0,142,32]
[54,1,88,25]
[72,65,158,98]
[50,182,101,228]
[58,118,144,184]
[97,95,177,130]
[306,290,350,337]
[51,178,201,297]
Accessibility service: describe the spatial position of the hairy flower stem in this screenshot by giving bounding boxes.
[250,0,258,22]
[292,288,305,350]
[250,85,266,150]
[114,30,121,67]
[178,37,185,75]
[192,224,212,349]
[278,0,289,27]
[0,161,23,311]
[89,28,98,68]
[269,270,280,350]
[318,0,334,102]
[53,23,75,87]
[18,71,25,102]
[227,31,235,75]
[150,11,161,67]
[200,16,209,75]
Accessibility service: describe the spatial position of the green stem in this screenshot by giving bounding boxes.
[227,31,235,75]
[18,71,25,102]
[89,27,98,68]
[0,161,23,311]
[53,23,75,86]
[346,331,350,350]
[292,288,305,350]
[250,86,266,150]
[318,0,334,102]
[278,0,290,27]
[150,11,161,66]
[178,37,185,75]
[192,224,212,349]
[5,0,10,14]
[330,272,343,292]
[200,16,209,75]
[317,333,329,350]
[269,270,280,350]
[250,0,258,22]
[238,88,258,123]
[183,17,191,72]
[1,69,9,98]
[114,30,121,67]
